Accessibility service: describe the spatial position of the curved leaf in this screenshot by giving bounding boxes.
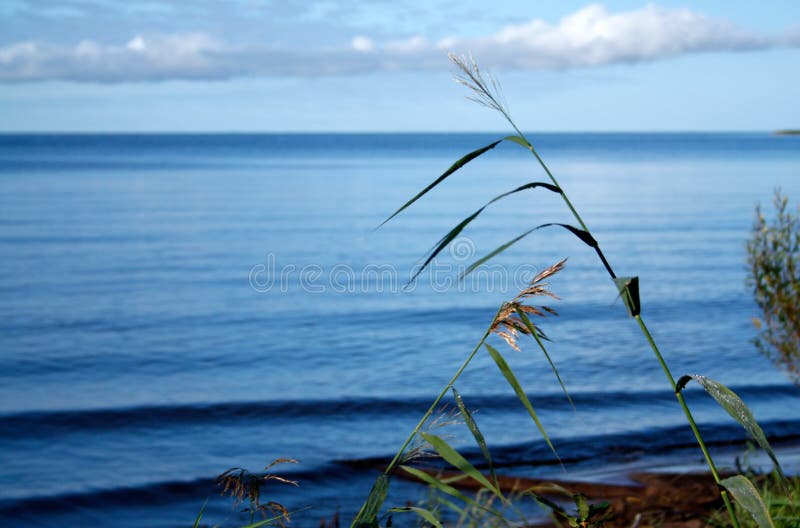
[400,466,505,520]
[676,375,786,484]
[460,224,596,279]
[408,182,561,283]
[515,309,574,409]
[451,388,497,488]
[485,344,559,461]
[419,432,503,498]
[352,474,390,528]
[459,228,537,280]
[192,500,207,528]
[503,135,532,149]
[410,209,482,283]
[379,138,509,228]
[720,475,775,528]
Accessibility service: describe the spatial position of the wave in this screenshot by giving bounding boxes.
[3,415,798,518]
[1,383,796,436]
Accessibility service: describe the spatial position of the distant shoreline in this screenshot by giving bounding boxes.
[775,130,800,135]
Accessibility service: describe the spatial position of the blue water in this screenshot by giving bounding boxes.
[1,133,799,527]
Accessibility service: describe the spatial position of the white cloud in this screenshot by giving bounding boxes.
[0,4,794,83]
[350,36,375,53]
[441,4,772,70]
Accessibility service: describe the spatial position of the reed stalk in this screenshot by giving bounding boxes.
[508,99,741,528]
[353,55,782,528]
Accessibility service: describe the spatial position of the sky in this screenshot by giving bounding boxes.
[1,1,799,132]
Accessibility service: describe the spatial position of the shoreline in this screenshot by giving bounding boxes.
[400,467,747,527]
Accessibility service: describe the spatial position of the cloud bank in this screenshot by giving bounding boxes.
[1,4,796,83]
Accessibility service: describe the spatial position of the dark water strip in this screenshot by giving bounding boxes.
[1,384,795,436]
[3,417,798,518]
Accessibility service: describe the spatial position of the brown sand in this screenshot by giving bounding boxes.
[400,468,729,527]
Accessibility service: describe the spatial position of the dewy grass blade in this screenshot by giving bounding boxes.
[515,308,574,409]
[452,387,498,488]
[484,343,559,462]
[720,475,776,528]
[419,432,504,499]
[677,375,788,486]
[351,474,390,527]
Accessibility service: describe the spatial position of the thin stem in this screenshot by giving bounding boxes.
[504,120,741,527]
[505,124,589,233]
[634,315,676,389]
[349,308,502,527]
[636,315,741,528]
[382,306,503,476]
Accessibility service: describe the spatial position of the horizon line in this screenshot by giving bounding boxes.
[0,129,792,135]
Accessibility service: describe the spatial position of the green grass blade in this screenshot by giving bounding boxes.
[487,181,561,203]
[388,506,443,528]
[410,209,483,283]
[378,135,543,229]
[400,466,505,519]
[419,432,503,498]
[515,309,574,409]
[401,466,477,506]
[503,135,532,149]
[545,223,597,248]
[378,139,503,228]
[436,496,465,516]
[238,516,288,528]
[460,224,596,279]
[351,474,390,528]
[485,344,559,461]
[408,182,561,284]
[451,388,497,488]
[459,227,538,279]
[720,475,775,528]
[237,507,312,528]
[192,500,207,528]
[576,493,590,520]
[676,375,787,485]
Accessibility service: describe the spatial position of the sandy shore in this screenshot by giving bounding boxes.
[401,467,735,527]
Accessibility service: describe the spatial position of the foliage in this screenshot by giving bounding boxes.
[711,470,800,528]
[746,189,800,385]
[350,54,792,528]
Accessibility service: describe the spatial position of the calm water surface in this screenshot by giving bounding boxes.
[1,133,799,527]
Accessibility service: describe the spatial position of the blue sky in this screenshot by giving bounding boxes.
[1,1,799,132]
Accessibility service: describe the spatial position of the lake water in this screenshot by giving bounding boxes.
[1,133,799,527]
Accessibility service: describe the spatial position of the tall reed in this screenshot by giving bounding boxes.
[351,55,789,528]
